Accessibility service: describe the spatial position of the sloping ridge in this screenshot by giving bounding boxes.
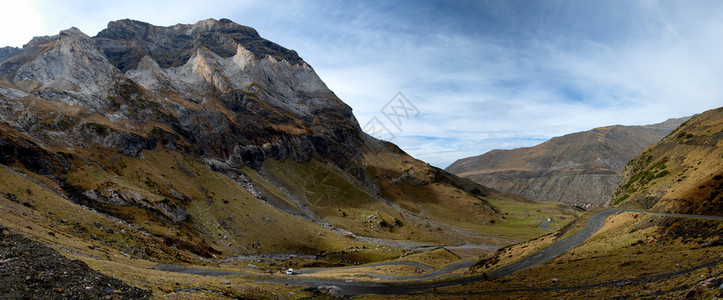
[446,118,689,208]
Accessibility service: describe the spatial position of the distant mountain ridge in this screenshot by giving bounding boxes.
[446,117,690,208]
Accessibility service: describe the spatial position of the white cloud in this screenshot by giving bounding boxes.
[0,0,47,47]
[14,0,260,39]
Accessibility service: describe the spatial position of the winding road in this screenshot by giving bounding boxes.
[158,209,723,296]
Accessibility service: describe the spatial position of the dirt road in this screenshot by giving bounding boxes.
[157,209,723,296]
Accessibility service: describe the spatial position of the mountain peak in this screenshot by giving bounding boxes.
[99,19,156,40]
[94,18,301,72]
[59,27,88,38]
[101,18,261,39]
[2,25,119,108]
[182,18,260,37]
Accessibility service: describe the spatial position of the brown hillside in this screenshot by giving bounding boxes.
[447,118,688,208]
[611,107,723,215]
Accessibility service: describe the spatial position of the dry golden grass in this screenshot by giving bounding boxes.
[393,248,461,269]
[77,256,314,299]
[414,211,723,299]
[613,107,723,214]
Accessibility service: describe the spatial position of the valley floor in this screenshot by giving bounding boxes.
[40,209,723,299]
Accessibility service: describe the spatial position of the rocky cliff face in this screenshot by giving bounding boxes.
[611,107,723,215]
[95,19,341,115]
[0,19,359,171]
[446,118,689,208]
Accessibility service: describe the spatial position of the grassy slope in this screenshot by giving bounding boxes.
[361,143,580,240]
[259,142,581,246]
[64,148,406,262]
[261,159,430,240]
[0,164,199,263]
[611,107,723,215]
[377,211,722,299]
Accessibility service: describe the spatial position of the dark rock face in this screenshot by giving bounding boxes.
[0,226,150,299]
[0,129,69,176]
[447,118,689,207]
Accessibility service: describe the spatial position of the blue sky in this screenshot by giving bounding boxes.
[2,1,723,168]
